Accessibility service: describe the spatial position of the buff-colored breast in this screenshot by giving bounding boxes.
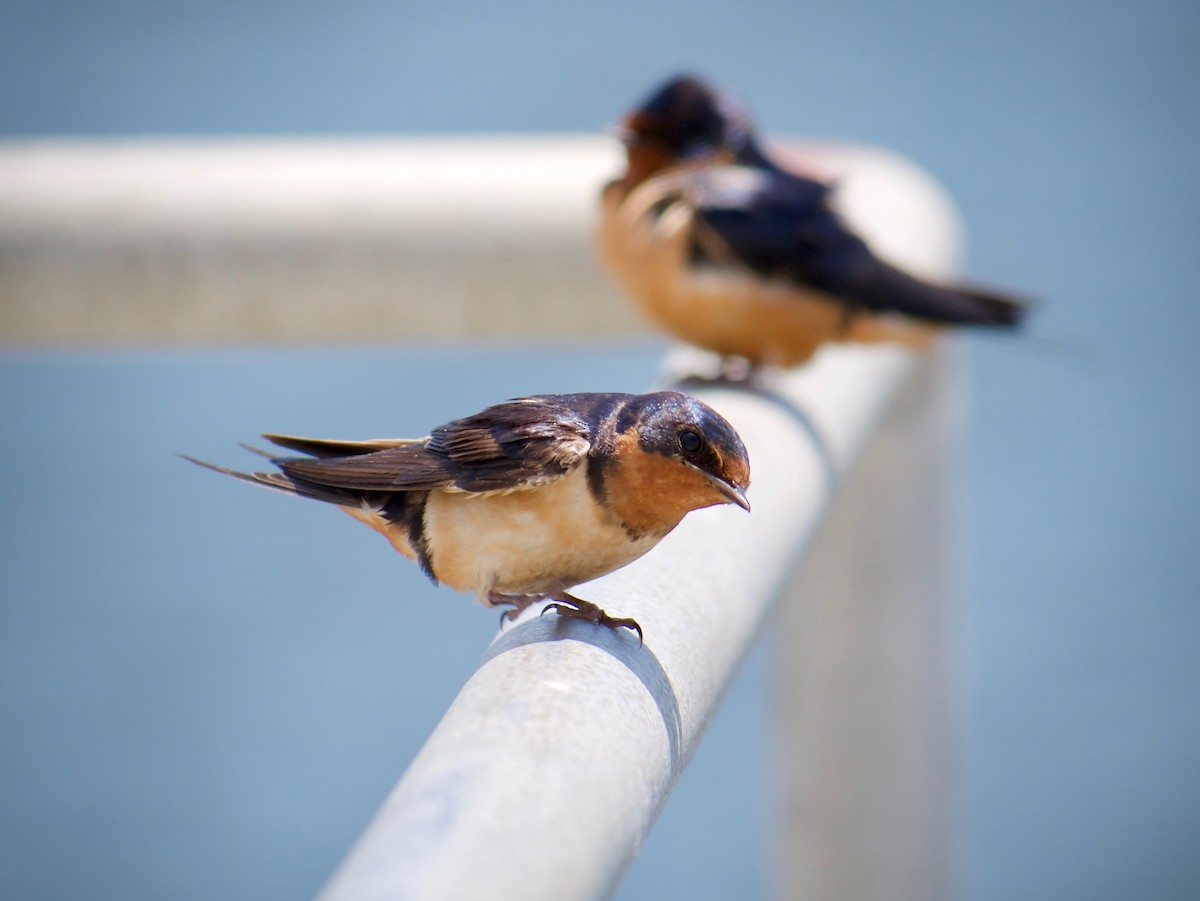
[421,468,667,599]
[599,179,940,367]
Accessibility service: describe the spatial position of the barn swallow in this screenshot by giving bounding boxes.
[599,74,1029,369]
[183,391,751,642]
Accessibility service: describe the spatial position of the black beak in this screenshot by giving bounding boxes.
[704,471,751,512]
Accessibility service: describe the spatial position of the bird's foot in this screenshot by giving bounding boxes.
[541,593,643,645]
[493,593,543,627]
[719,355,759,383]
[677,355,768,388]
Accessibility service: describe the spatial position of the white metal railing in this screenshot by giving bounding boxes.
[1,137,963,900]
[0,136,960,344]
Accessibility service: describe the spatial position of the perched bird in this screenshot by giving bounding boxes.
[184,391,751,642]
[599,74,1029,369]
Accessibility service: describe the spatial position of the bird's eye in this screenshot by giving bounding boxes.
[679,429,702,453]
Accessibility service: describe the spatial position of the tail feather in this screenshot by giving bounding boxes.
[180,454,363,507]
[856,260,1030,328]
[262,433,421,459]
[949,284,1029,327]
[239,443,278,460]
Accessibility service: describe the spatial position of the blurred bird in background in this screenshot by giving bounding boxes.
[599,74,1030,371]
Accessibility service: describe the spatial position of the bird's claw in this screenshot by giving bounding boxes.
[676,356,770,389]
[541,598,643,646]
[598,614,644,645]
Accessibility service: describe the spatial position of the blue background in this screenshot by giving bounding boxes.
[2,1,1198,898]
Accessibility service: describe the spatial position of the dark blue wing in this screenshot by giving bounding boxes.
[683,166,1026,326]
[685,167,873,291]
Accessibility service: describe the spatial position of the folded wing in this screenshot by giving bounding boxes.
[683,166,1028,327]
[266,395,595,495]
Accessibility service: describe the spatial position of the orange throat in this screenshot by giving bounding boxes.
[603,432,739,537]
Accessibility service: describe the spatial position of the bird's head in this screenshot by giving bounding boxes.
[604,391,751,536]
[613,74,752,187]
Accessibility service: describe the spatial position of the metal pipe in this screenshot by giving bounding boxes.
[773,343,962,901]
[0,137,960,344]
